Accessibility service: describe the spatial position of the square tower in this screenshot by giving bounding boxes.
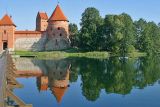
[0,14,16,51]
[36,12,48,31]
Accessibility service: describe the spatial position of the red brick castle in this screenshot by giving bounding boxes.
[0,5,70,52]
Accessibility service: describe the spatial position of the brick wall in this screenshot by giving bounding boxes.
[45,21,70,51]
[14,33,47,51]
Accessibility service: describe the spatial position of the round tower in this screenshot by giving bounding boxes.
[45,5,70,51]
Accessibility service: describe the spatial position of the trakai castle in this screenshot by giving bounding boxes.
[0,4,70,51]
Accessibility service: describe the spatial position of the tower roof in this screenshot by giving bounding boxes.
[52,87,67,103]
[0,14,16,26]
[38,12,48,20]
[48,5,68,22]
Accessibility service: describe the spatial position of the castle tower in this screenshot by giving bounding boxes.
[47,60,71,103]
[0,14,16,51]
[51,70,70,103]
[36,12,48,31]
[52,87,68,103]
[37,76,49,91]
[45,5,70,51]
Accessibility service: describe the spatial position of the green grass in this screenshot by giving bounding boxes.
[14,51,110,59]
[14,49,146,59]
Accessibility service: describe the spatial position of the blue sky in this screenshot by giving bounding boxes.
[0,0,160,30]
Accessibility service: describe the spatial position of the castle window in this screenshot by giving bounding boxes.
[55,39,58,45]
[60,33,62,36]
[58,27,60,30]
[4,30,6,34]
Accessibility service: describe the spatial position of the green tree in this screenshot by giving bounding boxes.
[134,19,147,50]
[79,7,103,51]
[120,13,135,55]
[134,20,160,55]
[103,13,135,56]
[69,23,79,47]
[146,22,160,54]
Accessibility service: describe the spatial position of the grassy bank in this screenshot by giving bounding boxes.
[14,51,110,59]
[14,50,146,59]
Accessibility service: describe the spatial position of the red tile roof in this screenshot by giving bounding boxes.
[48,5,68,22]
[0,14,16,26]
[15,31,42,34]
[52,87,67,103]
[38,12,48,20]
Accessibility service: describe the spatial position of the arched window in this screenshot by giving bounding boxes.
[58,27,60,30]
[60,33,62,36]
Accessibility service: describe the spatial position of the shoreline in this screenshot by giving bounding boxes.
[13,51,146,59]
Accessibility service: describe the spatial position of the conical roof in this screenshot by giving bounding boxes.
[52,87,67,103]
[0,14,16,26]
[48,5,68,22]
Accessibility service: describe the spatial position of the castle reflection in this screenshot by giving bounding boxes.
[13,56,160,103]
[14,58,71,103]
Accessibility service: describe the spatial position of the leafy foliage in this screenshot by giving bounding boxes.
[69,23,79,47]
[69,7,160,56]
[79,7,103,51]
[103,13,135,55]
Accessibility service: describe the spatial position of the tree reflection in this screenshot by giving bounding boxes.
[30,56,160,102]
[69,56,160,101]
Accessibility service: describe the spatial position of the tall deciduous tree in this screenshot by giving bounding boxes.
[134,19,147,51]
[103,13,135,56]
[79,7,103,51]
[134,19,160,55]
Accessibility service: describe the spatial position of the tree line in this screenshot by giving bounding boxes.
[69,57,160,101]
[69,7,160,56]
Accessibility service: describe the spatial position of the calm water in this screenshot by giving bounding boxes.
[9,57,160,107]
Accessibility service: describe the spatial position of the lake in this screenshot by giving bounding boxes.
[7,57,160,107]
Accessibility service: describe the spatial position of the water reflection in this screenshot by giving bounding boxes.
[13,56,160,105]
[14,58,71,103]
[37,60,71,103]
